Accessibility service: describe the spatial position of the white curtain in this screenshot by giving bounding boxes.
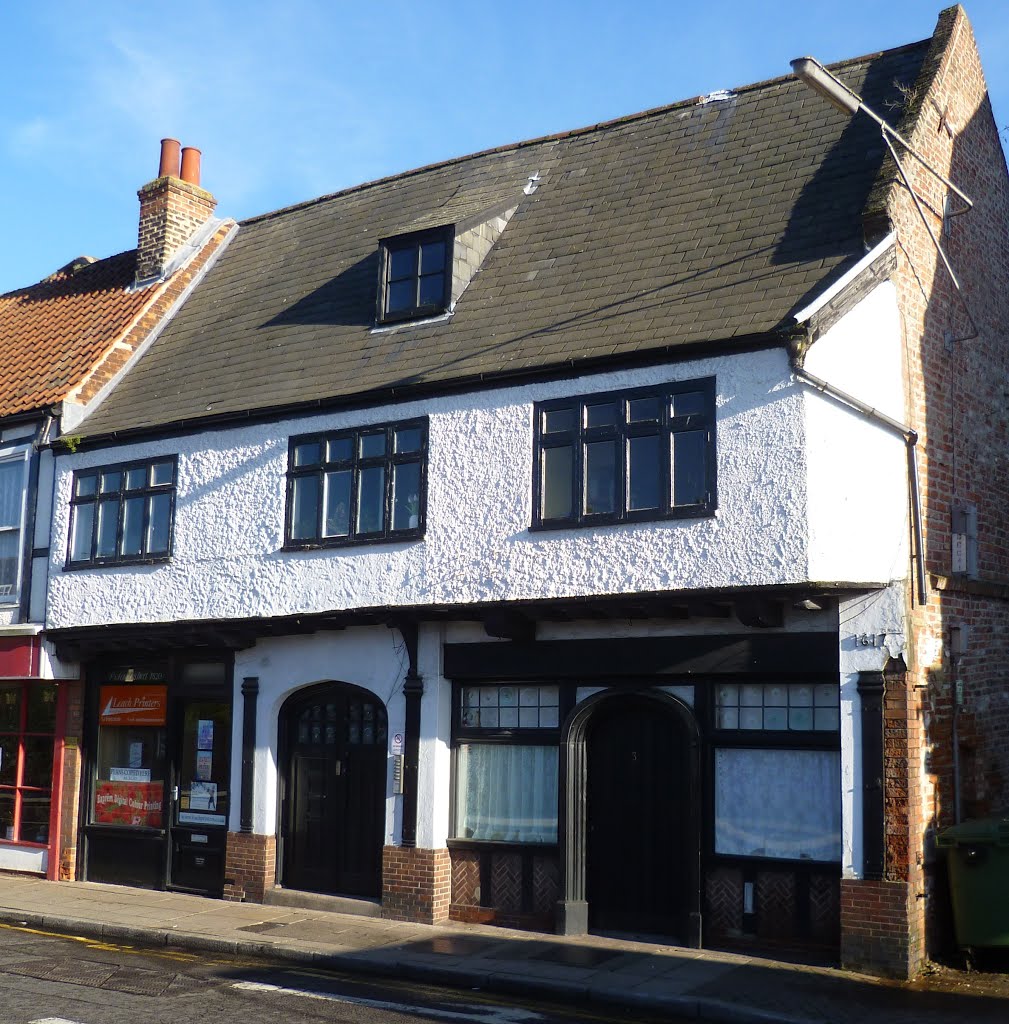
[456,744,558,843]
[715,747,841,861]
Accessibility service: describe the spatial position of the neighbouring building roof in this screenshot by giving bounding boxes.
[79,39,930,439]
[0,252,148,419]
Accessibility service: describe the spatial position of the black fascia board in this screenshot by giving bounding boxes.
[54,329,789,456]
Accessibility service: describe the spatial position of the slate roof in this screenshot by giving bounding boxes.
[79,40,930,439]
[0,252,148,419]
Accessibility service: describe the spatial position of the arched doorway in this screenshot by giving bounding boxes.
[561,690,701,942]
[279,682,387,898]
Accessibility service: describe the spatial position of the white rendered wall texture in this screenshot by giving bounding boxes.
[49,349,831,630]
[802,281,909,585]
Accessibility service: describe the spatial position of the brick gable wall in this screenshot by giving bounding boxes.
[844,5,1009,976]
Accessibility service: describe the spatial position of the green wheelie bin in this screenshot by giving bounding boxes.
[936,817,1009,957]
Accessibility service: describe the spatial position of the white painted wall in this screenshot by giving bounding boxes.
[803,282,910,585]
[48,349,825,629]
[836,584,907,878]
[232,626,408,840]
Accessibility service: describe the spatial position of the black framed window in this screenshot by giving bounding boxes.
[67,457,177,567]
[532,378,716,529]
[285,418,427,547]
[0,450,28,602]
[453,684,559,845]
[378,227,452,323]
[712,682,841,864]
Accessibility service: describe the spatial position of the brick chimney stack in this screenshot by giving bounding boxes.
[136,138,217,283]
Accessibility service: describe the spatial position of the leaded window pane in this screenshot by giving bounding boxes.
[120,496,145,557]
[95,500,120,557]
[541,446,573,519]
[628,434,660,510]
[671,430,706,505]
[322,471,352,538]
[70,503,95,563]
[290,475,319,541]
[356,466,385,534]
[147,493,172,554]
[392,462,421,531]
[584,440,617,515]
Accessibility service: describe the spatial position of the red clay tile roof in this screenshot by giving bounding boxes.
[0,250,149,419]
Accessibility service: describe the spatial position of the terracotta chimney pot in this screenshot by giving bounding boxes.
[180,146,202,187]
[158,138,181,179]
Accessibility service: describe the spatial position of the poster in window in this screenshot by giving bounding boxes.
[195,749,213,781]
[197,719,214,749]
[94,780,163,827]
[189,781,217,812]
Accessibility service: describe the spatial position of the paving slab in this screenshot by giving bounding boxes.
[0,876,1006,1024]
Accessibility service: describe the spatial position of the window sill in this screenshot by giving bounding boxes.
[371,310,452,334]
[530,505,716,532]
[63,555,172,572]
[283,531,424,552]
[709,851,841,870]
[447,837,559,851]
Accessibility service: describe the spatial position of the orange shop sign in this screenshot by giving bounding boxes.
[99,685,168,727]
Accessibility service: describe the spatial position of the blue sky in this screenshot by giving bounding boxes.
[0,1,1005,295]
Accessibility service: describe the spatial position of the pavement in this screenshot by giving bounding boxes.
[0,876,1006,1023]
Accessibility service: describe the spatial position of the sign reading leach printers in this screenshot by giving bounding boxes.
[99,685,167,726]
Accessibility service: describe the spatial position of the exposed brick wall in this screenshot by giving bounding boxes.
[223,832,276,902]
[856,5,1009,976]
[841,879,920,976]
[382,845,451,924]
[58,682,83,881]
[136,176,218,282]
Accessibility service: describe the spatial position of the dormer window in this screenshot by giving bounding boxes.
[379,227,452,324]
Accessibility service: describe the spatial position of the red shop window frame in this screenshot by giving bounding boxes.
[0,680,61,849]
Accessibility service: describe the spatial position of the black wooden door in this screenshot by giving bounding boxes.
[586,696,691,937]
[282,685,387,897]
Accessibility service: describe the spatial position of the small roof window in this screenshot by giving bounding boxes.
[378,226,452,324]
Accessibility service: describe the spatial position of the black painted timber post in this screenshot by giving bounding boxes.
[240,676,259,834]
[858,670,885,880]
[399,622,423,848]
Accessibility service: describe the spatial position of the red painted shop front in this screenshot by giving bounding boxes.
[0,634,72,880]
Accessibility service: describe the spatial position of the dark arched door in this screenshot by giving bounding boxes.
[586,695,694,937]
[280,683,387,898]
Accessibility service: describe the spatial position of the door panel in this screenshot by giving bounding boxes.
[282,685,387,897]
[169,699,230,895]
[586,697,691,936]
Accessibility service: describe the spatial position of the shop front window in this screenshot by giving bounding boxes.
[0,682,57,844]
[92,684,167,828]
[453,684,559,844]
[713,681,841,862]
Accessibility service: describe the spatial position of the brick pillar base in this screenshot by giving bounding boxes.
[223,832,276,903]
[841,878,923,978]
[381,845,450,924]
